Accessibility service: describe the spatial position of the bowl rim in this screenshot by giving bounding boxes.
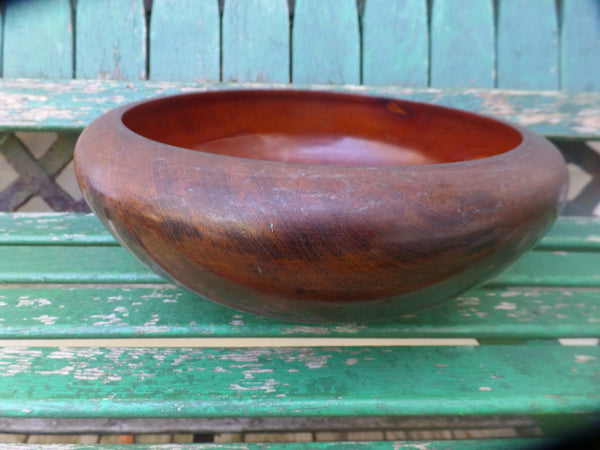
[111,88,534,171]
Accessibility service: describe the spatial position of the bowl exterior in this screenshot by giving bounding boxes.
[74,91,568,322]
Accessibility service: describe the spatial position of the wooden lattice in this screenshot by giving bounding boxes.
[0,132,89,212]
[554,139,600,216]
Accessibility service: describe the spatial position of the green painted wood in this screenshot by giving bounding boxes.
[486,250,600,288]
[292,0,360,84]
[2,215,599,249]
[561,0,600,92]
[1,215,600,287]
[497,0,559,90]
[0,215,599,338]
[149,0,220,82]
[0,80,599,138]
[0,345,597,418]
[362,0,428,87]
[1,239,598,286]
[222,0,289,83]
[0,439,549,449]
[430,0,494,88]
[0,213,115,245]
[0,245,162,284]
[0,285,598,339]
[75,0,146,80]
[539,217,600,251]
[2,0,73,78]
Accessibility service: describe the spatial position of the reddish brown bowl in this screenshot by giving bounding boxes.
[74,90,568,322]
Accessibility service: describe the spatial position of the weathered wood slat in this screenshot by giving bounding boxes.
[0,245,159,284]
[149,0,220,82]
[561,0,600,92]
[2,0,73,78]
[0,286,597,339]
[1,241,598,286]
[0,80,598,138]
[0,213,115,245]
[362,0,428,87]
[0,439,547,449]
[497,0,559,89]
[75,0,146,80]
[0,345,596,418]
[222,0,289,83]
[430,0,494,88]
[2,214,599,250]
[292,0,360,84]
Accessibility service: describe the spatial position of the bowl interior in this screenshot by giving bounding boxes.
[122,90,523,166]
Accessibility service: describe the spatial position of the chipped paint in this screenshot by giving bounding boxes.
[494,302,517,311]
[0,80,598,137]
[574,355,597,363]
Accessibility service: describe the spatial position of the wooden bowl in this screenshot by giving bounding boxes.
[74,90,568,322]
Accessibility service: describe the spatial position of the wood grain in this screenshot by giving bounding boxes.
[362,0,428,87]
[292,0,360,84]
[3,0,73,78]
[149,0,220,82]
[222,0,289,83]
[75,0,146,80]
[74,90,567,321]
[561,0,600,92]
[430,0,494,88]
[497,0,559,89]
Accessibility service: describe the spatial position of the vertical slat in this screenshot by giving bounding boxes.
[222,0,289,83]
[497,0,559,90]
[430,0,494,88]
[3,0,73,78]
[561,0,600,92]
[292,0,360,85]
[362,0,428,87]
[76,0,146,80]
[149,0,220,82]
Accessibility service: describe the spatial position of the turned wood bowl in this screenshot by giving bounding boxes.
[74,90,568,322]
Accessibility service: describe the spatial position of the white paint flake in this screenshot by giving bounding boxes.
[494,302,517,311]
[574,355,597,363]
[32,315,59,325]
[16,298,52,307]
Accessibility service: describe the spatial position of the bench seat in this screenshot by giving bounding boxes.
[0,80,599,138]
[0,213,598,446]
[1,1,600,445]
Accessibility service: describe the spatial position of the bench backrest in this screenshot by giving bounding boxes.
[1,0,599,92]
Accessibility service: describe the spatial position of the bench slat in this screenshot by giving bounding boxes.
[561,0,600,92]
[149,0,220,82]
[0,439,547,449]
[0,345,596,418]
[2,214,599,250]
[362,0,428,87]
[222,0,289,83]
[1,80,598,137]
[2,0,73,79]
[430,0,494,88]
[292,0,360,84]
[1,241,598,286]
[75,0,146,80]
[497,0,559,89]
[0,286,598,339]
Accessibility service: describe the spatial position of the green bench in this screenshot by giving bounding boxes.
[1,0,599,447]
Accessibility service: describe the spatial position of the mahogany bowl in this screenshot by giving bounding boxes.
[74,90,568,322]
